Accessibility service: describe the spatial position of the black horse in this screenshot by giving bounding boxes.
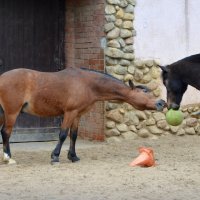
[160,54,200,113]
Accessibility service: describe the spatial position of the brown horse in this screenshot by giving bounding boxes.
[0,67,166,164]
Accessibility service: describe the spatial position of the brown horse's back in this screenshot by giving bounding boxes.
[0,68,95,117]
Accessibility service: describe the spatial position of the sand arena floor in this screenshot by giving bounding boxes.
[1,135,200,200]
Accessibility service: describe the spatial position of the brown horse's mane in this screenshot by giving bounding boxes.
[80,67,125,84]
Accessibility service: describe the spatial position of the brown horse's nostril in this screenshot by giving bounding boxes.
[155,99,166,111]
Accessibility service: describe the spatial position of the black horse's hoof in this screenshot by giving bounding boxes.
[68,151,80,162]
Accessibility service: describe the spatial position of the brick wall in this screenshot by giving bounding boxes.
[65,0,105,140]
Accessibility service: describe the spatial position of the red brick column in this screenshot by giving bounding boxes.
[65,0,105,140]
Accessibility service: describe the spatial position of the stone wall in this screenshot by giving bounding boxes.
[104,0,200,140]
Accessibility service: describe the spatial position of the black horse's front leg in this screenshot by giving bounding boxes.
[51,128,69,164]
[68,128,80,162]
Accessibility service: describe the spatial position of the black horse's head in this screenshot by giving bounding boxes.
[159,65,188,110]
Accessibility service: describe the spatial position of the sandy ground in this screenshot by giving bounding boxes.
[1,135,200,200]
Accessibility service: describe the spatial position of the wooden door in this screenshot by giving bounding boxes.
[0,0,65,142]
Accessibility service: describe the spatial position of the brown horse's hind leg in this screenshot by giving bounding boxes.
[51,111,78,164]
[68,118,80,162]
[1,114,18,164]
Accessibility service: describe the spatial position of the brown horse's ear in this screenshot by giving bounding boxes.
[129,80,135,90]
[158,65,169,72]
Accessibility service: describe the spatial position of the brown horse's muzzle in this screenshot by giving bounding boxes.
[155,99,167,111]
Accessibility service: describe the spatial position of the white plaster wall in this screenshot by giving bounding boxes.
[134,0,200,105]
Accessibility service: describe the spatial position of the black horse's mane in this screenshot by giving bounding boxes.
[176,53,200,64]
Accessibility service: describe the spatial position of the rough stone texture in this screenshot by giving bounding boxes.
[127,65,135,74]
[105,15,116,22]
[185,127,196,135]
[107,27,120,39]
[119,0,128,8]
[106,109,124,123]
[123,13,134,20]
[124,111,139,126]
[124,74,133,81]
[151,66,160,79]
[116,8,124,18]
[114,65,127,75]
[120,59,131,66]
[134,59,144,69]
[123,53,134,60]
[145,118,156,126]
[186,118,198,127]
[177,128,185,136]
[148,126,163,136]
[120,29,133,38]
[105,47,124,58]
[106,57,119,65]
[135,111,147,120]
[137,128,150,138]
[105,102,119,111]
[115,19,123,27]
[105,5,116,14]
[123,45,133,53]
[125,37,134,44]
[106,121,116,129]
[116,124,129,132]
[118,38,126,48]
[107,39,121,48]
[152,112,166,121]
[121,131,137,139]
[122,21,133,29]
[105,129,121,137]
[107,0,120,5]
[134,69,143,81]
[125,4,134,13]
[127,0,136,6]
[129,125,137,132]
[104,22,115,33]
[157,120,168,130]
[170,126,180,134]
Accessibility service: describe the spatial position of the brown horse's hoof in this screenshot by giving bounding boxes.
[68,151,80,162]
[3,158,17,165]
[51,152,60,165]
[51,160,60,165]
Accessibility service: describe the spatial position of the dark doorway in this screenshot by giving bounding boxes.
[0,0,65,142]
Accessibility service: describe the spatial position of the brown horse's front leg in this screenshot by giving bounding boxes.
[51,128,69,164]
[1,126,16,164]
[68,127,80,162]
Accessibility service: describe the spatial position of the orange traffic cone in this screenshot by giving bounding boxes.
[129,147,155,167]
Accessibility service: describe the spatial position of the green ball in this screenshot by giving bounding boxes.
[166,109,184,126]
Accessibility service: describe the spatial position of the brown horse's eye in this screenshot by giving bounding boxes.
[142,88,148,93]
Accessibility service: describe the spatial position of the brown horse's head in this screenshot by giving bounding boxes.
[128,80,166,111]
[159,65,188,110]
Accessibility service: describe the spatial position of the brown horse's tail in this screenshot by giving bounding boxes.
[0,105,4,127]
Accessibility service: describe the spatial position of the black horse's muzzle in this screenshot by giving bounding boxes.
[155,99,167,111]
[169,103,180,110]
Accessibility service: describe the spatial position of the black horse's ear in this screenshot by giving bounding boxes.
[129,80,135,90]
[158,65,169,73]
